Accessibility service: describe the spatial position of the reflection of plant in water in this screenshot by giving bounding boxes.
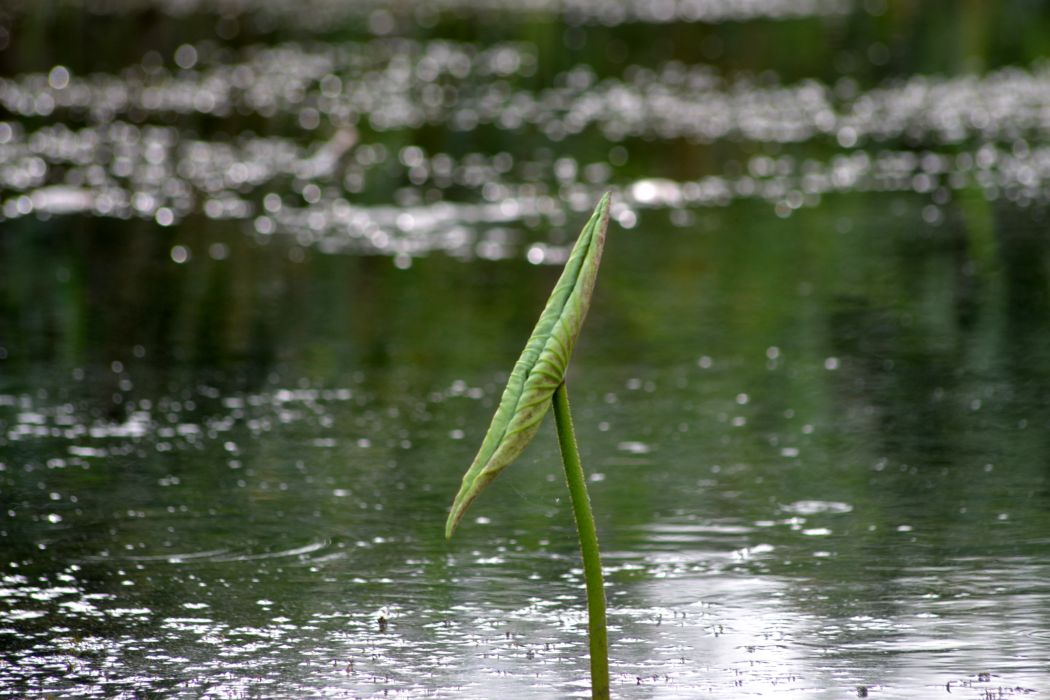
[446,193,612,699]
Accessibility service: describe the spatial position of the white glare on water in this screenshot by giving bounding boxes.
[3,37,1050,261]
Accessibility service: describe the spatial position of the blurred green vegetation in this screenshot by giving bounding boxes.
[6,0,1050,78]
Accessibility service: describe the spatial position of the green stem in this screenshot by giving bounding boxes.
[552,382,610,700]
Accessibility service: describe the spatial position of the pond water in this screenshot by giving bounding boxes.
[2,1,1050,698]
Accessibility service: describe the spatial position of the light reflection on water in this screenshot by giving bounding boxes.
[4,34,1050,260]
[1,354,1048,697]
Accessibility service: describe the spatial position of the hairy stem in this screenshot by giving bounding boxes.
[552,382,610,699]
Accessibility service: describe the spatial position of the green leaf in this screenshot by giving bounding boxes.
[446,193,611,538]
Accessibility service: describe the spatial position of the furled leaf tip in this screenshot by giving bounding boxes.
[446,193,611,538]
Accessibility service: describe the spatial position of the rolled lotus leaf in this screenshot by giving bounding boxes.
[446,193,611,538]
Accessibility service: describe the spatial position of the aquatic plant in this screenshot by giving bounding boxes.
[446,193,612,699]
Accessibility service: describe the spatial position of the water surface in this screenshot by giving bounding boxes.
[2,1,1050,697]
